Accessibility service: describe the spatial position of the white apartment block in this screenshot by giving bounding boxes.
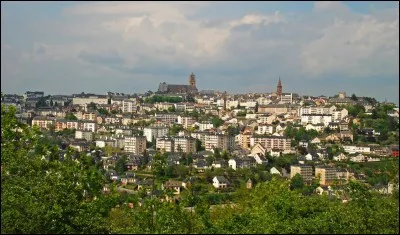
[205,133,235,151]
[173,136,197,153]
[291,165,313,183]
[32,116,55,130]
[124,136,147,154]
[74,111,97,121]
[178,116,196,129]
[250,136,291,151]
[155,113,178,124]
[280,93,293,104]
[299,106,335,115]
[198,122,214,131]
[122,99,137,113]
[343,145,371,154]
[156,136,174,152]
[75,130,93,141]
[78,121,96,132]
[144,126,169,142]
[72,96,108,105]
[300,114,333,126]
[332,109,348,121]
[257,124,275,135]
[257,114,277,124]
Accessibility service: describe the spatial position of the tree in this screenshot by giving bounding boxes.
[211,116,224,128]
[196,139,204,152]
[50,99,54,106]
[65,113,78,121]
[168,106,176,112]
[290,173,304,190]
[115,156,127,175]
[1,106,111,234]
[351,93,358,101]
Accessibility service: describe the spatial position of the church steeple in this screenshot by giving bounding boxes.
[277,77,282,97]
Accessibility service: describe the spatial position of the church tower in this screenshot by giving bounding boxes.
[189,73,196,87]
[276,77,282,97]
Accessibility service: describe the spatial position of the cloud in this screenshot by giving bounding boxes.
[1,2,399,103]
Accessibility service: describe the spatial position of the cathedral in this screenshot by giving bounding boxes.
[157,73,198,94]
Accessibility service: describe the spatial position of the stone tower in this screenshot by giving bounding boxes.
[223,91,227,111]
[277,77,282,97]
[189,73,196,87]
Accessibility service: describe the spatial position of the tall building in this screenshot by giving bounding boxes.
[124,136,147,155]
[276,77,282,98]
[315,166,337,186]
[189,72,196,87]
[290,165,313,184]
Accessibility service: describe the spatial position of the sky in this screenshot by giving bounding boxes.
[1,1,399,104]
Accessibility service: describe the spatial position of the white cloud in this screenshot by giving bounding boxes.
[2,2,399,102]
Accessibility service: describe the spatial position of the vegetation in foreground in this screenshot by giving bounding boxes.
[1,106,399,234]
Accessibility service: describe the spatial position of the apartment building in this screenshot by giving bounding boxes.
[75,130,94,141]
[177,115,196,129]
[122,99,137,113]
[125,136,147,155]
[198,122,214,131]
[144,126,169,142]
[156,136,174,152]
[290,165,313,184]
[250,136,291,151]
[300,114,333,126]
[72,95,108,105]
[78,121,96,132]
[155,113,178,124]
[74,111,97,121]
[257,124,275,135]
[343,145,371,154]
[173,136,197,153]
[315,166,337,186]
[54,119,79,131]
[205,133,235,151]
[32,116,55,130]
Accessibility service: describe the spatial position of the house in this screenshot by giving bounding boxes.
[349,153,368,162]
[211,160,226,169]
[311,137,321,145]
[103,184,111,194]
[315,185,331,195]
[246,179,252,189]
[125,159,141,171]
[212,176,230,189]
[108,170,119,181]
[270,167,282,176]
[270,148,282,157]
[120,173,138,185]
[333,153,347,161]
[193,160,208,172]
[305,152,319,161]
[162,180,184,195]
[299,140,309,148]
[392,146,399,157]
[251,143,267,156]
[251,153,268,165]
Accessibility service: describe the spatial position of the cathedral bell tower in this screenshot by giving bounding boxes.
[277,77,282,97]
[189,73,196,87]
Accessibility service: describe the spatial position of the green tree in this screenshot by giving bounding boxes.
[65,112,78,121]
[290,173,304,190]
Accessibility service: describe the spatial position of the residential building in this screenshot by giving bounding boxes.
[212,176,230,189]
[177,115,196,129]
[256,124,274,135]
[144,126,169,142]
[290,165,313,184]
[122,99,137,113]
[343,145,371,154]
[155,113,178,124]
[75,130,93,141]
[250,135,291,151]
[205,133,235,151]
[301,114,333,126]
[156,136,174,152]
[315,166,337,186]
[32,116,55,130]
[173,136,197,153]
[125,135,147,154]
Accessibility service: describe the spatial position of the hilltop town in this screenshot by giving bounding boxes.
[2,74,398,198]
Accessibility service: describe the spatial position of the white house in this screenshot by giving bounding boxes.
[212,176,230,189]
[270,167,281,176]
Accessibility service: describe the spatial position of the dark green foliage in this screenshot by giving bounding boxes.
[144,95,183,104]
[65,112,78,121]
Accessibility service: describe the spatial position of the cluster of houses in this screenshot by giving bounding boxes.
[2,89,399,198]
